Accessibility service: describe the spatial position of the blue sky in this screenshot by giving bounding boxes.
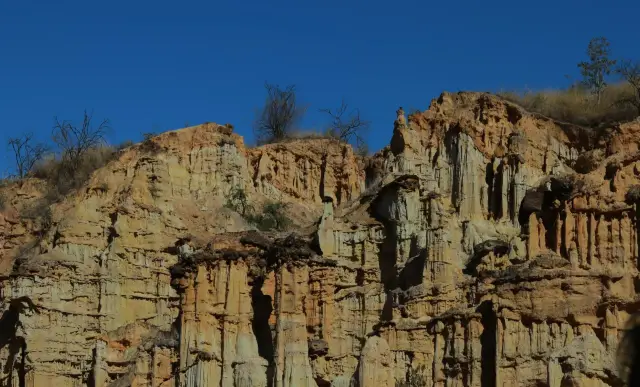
[1,0,638,175]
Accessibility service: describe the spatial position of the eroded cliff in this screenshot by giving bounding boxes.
[0,92,639,387]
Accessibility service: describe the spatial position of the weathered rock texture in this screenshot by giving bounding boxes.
[1,92,639,386]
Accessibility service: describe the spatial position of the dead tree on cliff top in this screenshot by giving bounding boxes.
[320,99,370,154]
[254,83,306,144]
[7,133,48,178]
[52,109,110,174]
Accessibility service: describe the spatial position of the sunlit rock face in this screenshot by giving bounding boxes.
[1,92,640,387]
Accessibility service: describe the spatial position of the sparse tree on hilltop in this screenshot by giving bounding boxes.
[254,83,306,144]
[320,100,370,154]
[617,59,640,115]
[7,133,48,178]
[52,110,110,173]
[578,37,617,104]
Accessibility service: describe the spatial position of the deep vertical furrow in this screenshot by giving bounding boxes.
[479,302,497,387]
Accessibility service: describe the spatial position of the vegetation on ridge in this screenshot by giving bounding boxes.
[253,82,370,155]
[499,37,640,127]
[225,186,292,231]
[2,35,638,208]
[24,110,119,200]
[0,111,124,234]
[498,83,637,127]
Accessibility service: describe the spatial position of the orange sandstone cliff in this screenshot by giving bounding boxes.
[0,92,639,387]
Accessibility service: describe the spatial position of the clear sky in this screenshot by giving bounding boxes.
[1,0,639,175]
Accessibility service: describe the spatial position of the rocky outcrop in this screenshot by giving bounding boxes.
[0,124,363,387]
[248,139,365,206]
[1,92,640,386]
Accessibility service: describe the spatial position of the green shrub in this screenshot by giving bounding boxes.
[224,187,291,231]
[249,201,291,231]
[225,186,254,217]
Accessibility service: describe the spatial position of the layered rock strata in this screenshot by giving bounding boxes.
[0,92,639,387]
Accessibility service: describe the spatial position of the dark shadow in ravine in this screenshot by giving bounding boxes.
[251,277,275,387]
[0,296,39,387]
[477,301,496,387]
[397,235,426,291]
[617,312,640,387]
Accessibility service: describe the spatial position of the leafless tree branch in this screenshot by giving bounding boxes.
[617,59,640,115]
[320,99,370,153]
[254,83,306,144]
[52,110,110,172]
[7,133,49,178]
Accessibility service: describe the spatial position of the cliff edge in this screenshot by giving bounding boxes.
[1,91,639,387]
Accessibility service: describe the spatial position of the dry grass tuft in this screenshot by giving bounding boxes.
[260,129,335,144]
[498,83,638,127]
[31,145,118,200]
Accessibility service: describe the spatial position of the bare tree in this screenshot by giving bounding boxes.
[320,100,370,153]
[617,59,640,115]
[7,133,48,178]
[52,110,110,172]
[578,37,616,104]
[254,83,306,144]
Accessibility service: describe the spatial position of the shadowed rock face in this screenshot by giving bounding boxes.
[1,92,640,386]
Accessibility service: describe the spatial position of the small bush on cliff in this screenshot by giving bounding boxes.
[249,201,291,231]
[0,192,6,211]
[396,365,428,387]
[224,187,292,231]
[254,83,306,145]
[225,186,254,217]
[33,145,117,199]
